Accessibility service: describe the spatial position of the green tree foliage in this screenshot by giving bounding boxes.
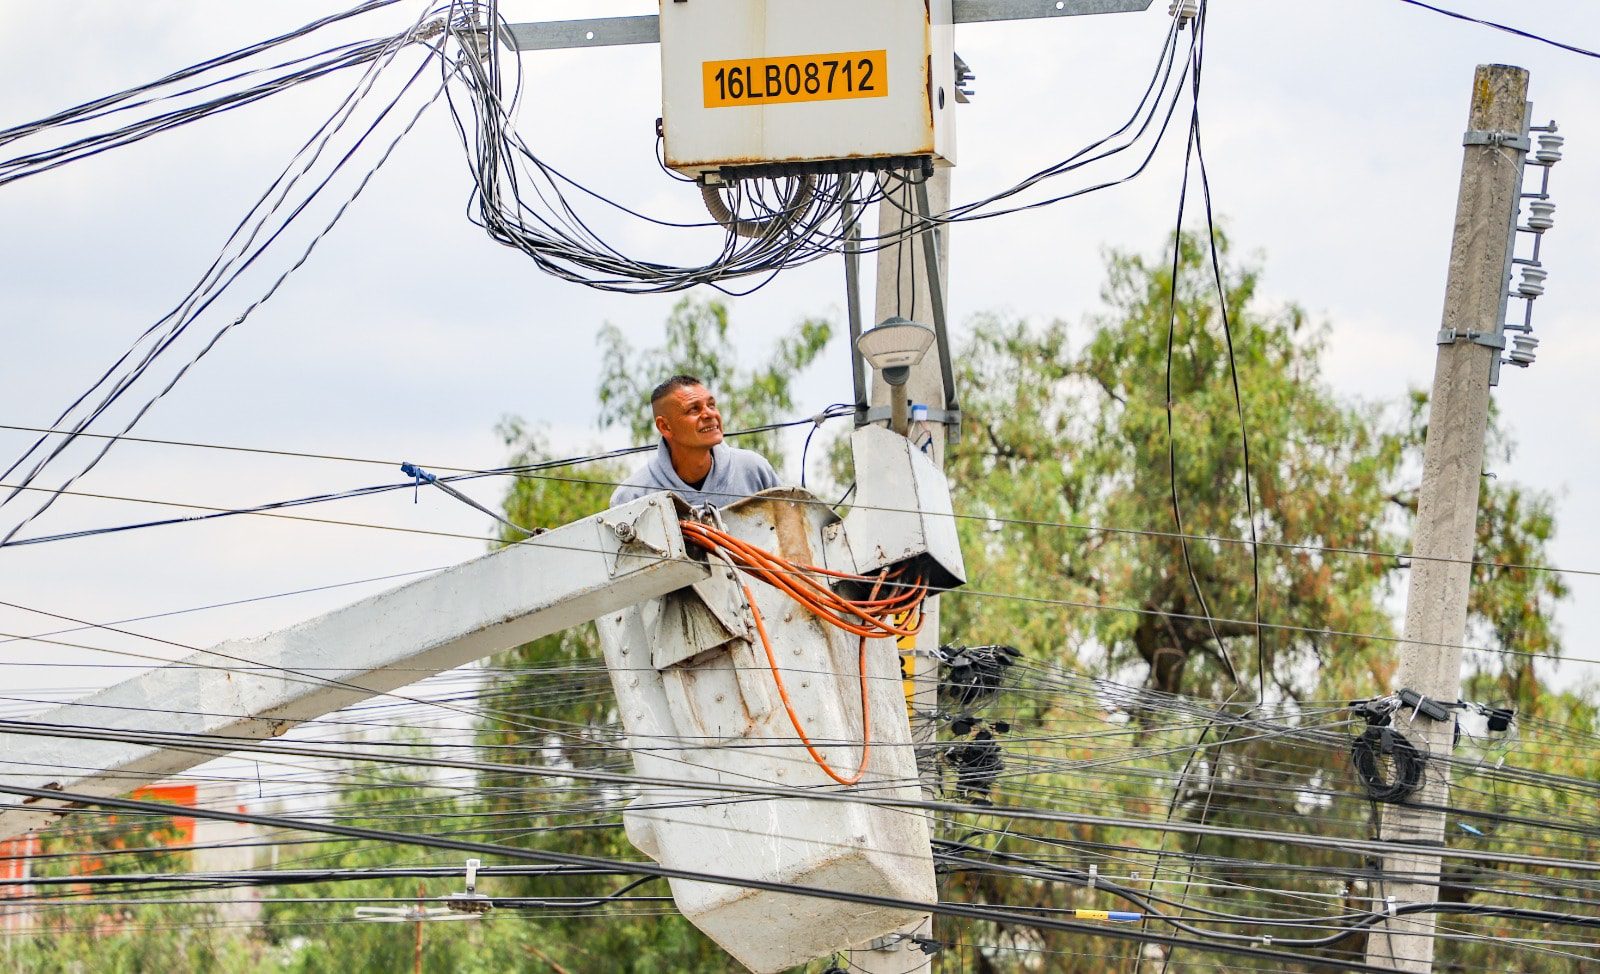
[934,231,1585,971]
[596,296,832,464]
[38,247,1587,974]
[260,769,494,974]
[945,230,1565,706]
[11,800,262,973]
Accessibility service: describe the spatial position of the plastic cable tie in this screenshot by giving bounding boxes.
[1087,864,1097,892]
[1385,895,1397,916]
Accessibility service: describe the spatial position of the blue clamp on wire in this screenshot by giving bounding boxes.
[401,462,437,503]
[1458,822,1485,837]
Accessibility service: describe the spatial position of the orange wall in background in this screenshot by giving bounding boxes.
[131,783,199,847]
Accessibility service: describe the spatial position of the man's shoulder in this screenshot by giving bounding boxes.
[718,443,779,491]
[609,460,659,506]
[721,443,775,468]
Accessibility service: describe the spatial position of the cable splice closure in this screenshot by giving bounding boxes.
[1348,694,1426,803]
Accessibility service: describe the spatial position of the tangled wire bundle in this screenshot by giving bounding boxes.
[1350,726,1426,804]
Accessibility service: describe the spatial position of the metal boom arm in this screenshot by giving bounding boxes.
[498,0,1154,51]
[0,494,706,838]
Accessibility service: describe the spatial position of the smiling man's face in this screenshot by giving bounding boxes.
[654,383,724,451]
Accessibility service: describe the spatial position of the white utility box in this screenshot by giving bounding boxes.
[595,430,963,972]
[832,425,966,590]
[659,0,957,179]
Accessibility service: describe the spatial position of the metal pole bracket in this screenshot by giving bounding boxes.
[1462,130,1531,152]
[910,179,962,447]
[862,405,961,427]
[1435,329,1505,351]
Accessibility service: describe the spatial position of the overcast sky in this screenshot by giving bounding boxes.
[2,0,1597,718]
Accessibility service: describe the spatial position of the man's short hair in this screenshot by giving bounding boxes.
[650,374,704,409]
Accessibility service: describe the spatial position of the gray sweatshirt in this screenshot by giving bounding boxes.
[610,440,780,509]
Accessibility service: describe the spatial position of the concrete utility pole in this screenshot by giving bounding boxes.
[875,169,954,770]
[848,167,953,974]
[1363,63,1530,972]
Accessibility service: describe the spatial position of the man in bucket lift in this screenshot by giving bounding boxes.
[611,374,779,508]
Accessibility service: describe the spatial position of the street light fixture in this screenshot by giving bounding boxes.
[856,316,936,435]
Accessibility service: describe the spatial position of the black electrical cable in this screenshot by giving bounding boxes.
[1145,12,1257,968]
[9,718,1600,878]
[1392,0,1600,60]
[0,413,826,549]
[0,5,462,547]
[874,14,1194,231]
[938,825,1600,909]
[0,779,1414,974]
[934,843,1600,948]
[16,864,626,889]
[1350,726,1426,803]
[799,404,854,488]
[1188,14,1264,705]
[0,37,412,188]
[0,0,407,154]
[4,420,1596,583]
[1160,5,1238,695]
[1141,57,1239,974]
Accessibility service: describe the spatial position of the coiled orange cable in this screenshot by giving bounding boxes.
[681,519,926,785]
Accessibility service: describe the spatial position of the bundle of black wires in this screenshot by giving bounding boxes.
[440,2,1198,292]
[440,14,885,294]
[0,0,1202,542]
[0,0,471,546]
[0,0,413,187]
[1350,725,1426,803]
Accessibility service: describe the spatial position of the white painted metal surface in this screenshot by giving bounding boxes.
[0,494,706,838]
[836,425,965,590]
[658,0,956,177]
[600,451,961,971]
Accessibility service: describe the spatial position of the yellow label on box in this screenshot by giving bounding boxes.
[703,50,889,109]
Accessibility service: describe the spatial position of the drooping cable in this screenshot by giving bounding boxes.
[1392,0,1600,60]
[0,2,464,547]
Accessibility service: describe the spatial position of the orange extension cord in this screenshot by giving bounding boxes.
[680,519,926,785]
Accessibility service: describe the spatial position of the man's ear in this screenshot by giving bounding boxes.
[653,413,671,439]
